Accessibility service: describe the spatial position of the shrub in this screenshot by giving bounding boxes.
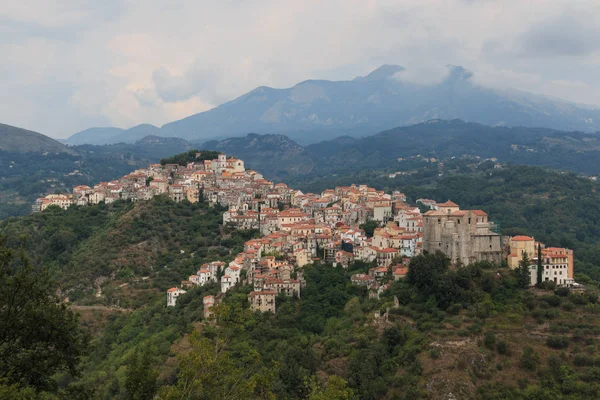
[429,347,441,359]
[446,303,462,315]
[484,332,496,350]
[520,346,540,371]
[496,340,509,355]
[554,287,570,297]
[546,335,569,349]
[540,295,562,307]
[539,281,556,290]
[571,294,589,305]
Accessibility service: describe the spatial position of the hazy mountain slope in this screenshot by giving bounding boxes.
[65,127,125,145]
[0,123,75,154]
[305,119,600,174]
[201,133,315,179]
[119,123,162,143]
[161,64,600,144]
[66,124,162,145]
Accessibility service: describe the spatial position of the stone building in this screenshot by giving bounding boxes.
[203,295,215,319]
[248,291,276,313]
[422,200,502,265]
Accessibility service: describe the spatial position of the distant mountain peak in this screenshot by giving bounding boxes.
[359,64,406,81]
[445,65,473,82]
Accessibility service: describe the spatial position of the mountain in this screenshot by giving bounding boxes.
[160,64,600,144]
[64,127,125,145]
[198,120,600,180]
[201,133,315,179]
[308,119,600,174]
[65,124,161,145]
[118,123,161,142]
[0,123,75,154]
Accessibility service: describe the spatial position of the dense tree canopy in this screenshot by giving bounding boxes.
[0,236,89,394]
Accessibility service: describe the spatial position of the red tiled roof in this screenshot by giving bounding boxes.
[511,235,534,241]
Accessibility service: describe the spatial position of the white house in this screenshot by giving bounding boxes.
[221,275,234,293]
[225,265,242,284]
[167,287,187,307]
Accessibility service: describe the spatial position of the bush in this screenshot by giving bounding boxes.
[546,335,569,349]
[429,347,441,359]
[496,340,509,355]
[539,281,557,290]
[520,347,540,371]
[446,303,462,315]
[484,332,496,350]
[554,287,570,297]
[540,295,562,307]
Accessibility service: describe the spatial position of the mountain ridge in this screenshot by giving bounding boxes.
[0,123,75,154]
[66,64,600,145]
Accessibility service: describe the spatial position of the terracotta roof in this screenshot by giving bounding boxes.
[437,200,459,207]
[511,235,534,241]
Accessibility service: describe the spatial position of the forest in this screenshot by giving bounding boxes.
[2,236,600,399]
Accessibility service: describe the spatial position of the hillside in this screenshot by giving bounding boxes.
[65,124,161,145]
[201,133,315,179]
[0,123,75,154]
[2,155,600,398]
[0,197,256,307]
[0,135,194,220]
[64,127,125,145]
[306,119,600,175]
[200,120,600,178]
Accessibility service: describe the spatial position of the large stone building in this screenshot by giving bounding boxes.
[422,200,502,265]
[248,291,277,313]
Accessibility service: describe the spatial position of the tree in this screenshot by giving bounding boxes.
[359,220,379,238]
[515,251,532,289]
[536,243,543,286]
[157,332,275,400]
[0,236,89,392]
[407,251,450,295]
[124,346,158,400]
[307,376,354,400]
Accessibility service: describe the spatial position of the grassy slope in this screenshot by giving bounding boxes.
[0,197,254,308]
[0,123,74,153]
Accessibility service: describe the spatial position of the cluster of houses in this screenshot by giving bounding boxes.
[33,153,249,212]
[32,151,576,310]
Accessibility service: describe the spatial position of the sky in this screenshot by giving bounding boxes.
[1,0,600,139]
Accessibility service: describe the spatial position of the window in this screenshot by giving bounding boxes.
[468,218,472,224]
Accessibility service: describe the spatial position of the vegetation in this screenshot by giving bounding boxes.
[0,197,255,306]
[0,236,89,397]
[160,150,220,166]
[58,252,599,399]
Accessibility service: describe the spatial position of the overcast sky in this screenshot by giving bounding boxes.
[2,0,600,138]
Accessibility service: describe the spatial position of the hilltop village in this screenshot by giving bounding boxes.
[33,152,577,312]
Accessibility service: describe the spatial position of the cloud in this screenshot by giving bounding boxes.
[518,12,600,57]
[0,0,599,138]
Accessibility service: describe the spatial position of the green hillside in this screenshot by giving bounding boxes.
[0,123,74,154]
